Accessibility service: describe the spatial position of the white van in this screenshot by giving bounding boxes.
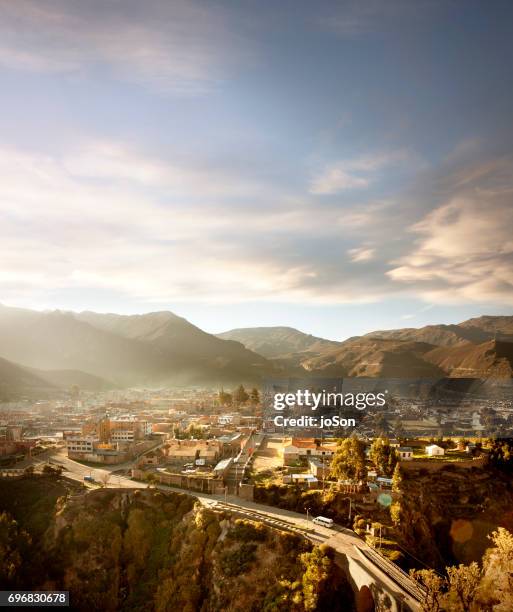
[312,516,334,528]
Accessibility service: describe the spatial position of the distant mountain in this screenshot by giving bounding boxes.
[301,338,444,378]
[0,356,56,400]
[1,304,512,387]
[0,355,111,400]
[27,367,114,391]
[0,304,279,387]
[364,316,513,346]
[425,339,513,378]
[217,326,341,363]
[300,316,513,379]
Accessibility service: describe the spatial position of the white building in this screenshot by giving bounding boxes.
[425,444,445,456]
[66,436,99,454]
[397,446,413,461]
[111,429,136,442]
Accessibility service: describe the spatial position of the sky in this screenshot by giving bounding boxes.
[1,0,513,341]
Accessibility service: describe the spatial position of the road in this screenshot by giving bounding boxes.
[47,450,423,610]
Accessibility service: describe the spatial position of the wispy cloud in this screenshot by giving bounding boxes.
[0,0,247,94]
[387,157,513,305]
[348,247,375,262]
[309,150,411,195]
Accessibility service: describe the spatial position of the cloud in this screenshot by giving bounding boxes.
[2,138,512,311]
[0,140,408,307]
[387,157,513,304]
[348,247,375,262]
[320,0,439,36]
[0,0,247,94]
[309,150,410,195]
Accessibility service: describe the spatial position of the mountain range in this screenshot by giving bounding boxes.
[1,303,512,398]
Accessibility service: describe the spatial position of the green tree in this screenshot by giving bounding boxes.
[409,568,446,612]
[331,437,367,483]
[300,545,333,611]
[233,384,249,405]
[392,462,403,492]
[218,389,232,406]
[477,527,513,609]
[369,437,398,477]
[446,562,481,612]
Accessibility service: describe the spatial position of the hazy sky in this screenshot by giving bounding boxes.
[1,0,513,340]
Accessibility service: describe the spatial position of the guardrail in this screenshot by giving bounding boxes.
[358,546,425,602]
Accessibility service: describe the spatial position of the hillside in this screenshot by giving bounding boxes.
[365,316,513,347]
[0,356,112,400]
[425,339,513,378]
[301,338,444,378]
[0,478,354,611]
[0,304,279,387]
[217,326,341,360]
[0,356,57,400]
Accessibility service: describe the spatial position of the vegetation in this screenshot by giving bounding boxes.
[330,436,367,482]
[0,478,355,611]
[368,437,398,476]
[411,527,513,611]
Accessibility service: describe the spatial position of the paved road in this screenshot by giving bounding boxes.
[52,451,421,610]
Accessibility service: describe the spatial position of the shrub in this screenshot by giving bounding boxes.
[227,519,266,542]
[219,543,257,577]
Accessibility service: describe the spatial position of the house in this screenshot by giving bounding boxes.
[397,446,413,461]
[283,473,318,487]
[308,457,330,479]
[425,444,444,456]
[138,449,164,466]
[282,438,337,464]
[165,439,222,463]
[376,476,394,489]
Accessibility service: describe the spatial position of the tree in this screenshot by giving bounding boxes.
[446,562,481,612]
[300,545,334,611]
[373,413,389,435]
[233,384,249,405]
[0,512,31,586]
[42,464,62,477]
[218,389,232,406]
[390,501,401,526]
[369,437,398,477]
[409,568,446,612]
[330,437,367,483]
[477,527,513,608]
[249,387,260,405]
[392,463,403,492]
[99,472,111,487]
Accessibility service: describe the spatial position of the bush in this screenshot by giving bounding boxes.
[388,549,404,563]
[227,519,266,542]
[219,543,257,577]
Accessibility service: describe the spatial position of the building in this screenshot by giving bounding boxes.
[165,439,222,463]
[66,436,99,454]
[283,473,318,487]
[397,446,413,461]
[425,444,444,456]
[138,449,164,466]
[282,438,337,464]
[308,457,330,479]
